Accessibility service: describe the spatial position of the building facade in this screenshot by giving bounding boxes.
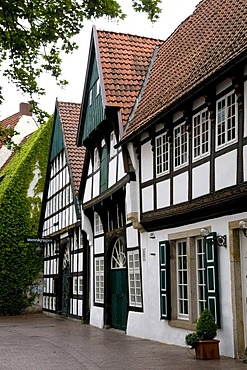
[120,0,247,359]
[39,101,89,320]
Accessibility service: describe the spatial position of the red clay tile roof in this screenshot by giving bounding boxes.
[97,30,163,126]
[0,113,19,149]
[0,103,32,149]
[58,101,85,194]
[124,0,247,140]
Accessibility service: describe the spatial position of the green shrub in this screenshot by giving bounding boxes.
[0,117,52,315]
[185,309,217,348]
[185,333,200,348]
[196,309,217,340]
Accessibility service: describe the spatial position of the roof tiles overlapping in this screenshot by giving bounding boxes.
[124,0,247,140]
[97,30,163,126]
[58,101,85,193]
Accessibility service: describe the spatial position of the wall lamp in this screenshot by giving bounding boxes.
[200,228,227,248]
[239,220,247,237]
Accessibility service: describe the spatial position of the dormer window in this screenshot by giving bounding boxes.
[110,131,117,158]
[94,212,103,235]
[94,147,100,170]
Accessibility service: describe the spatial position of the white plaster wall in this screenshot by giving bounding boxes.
[126,225,139,248]
[90,306,104,328]
[142,186,154,212]
[126,181,139,215]
[94,236,104,254]
[215,150,237,191]
[108,156,117,188]
[192,162,210,198]
[78,299,82,316]
[117,150,125,181]
[81,213,93,247]
[173,172,188,204]
[156,179,170,209]
[127,212,247,358]
[173,111,183,123]
[93,172,100,197]
[216,78,232,95]
[192,96,205,111]
[84,177,92,203]
[141,141,153,182]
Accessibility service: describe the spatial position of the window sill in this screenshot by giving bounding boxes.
[169,319,196,331]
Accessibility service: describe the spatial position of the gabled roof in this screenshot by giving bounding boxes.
[97,29,163,126]
[123,0,247,141]
[57,101,85,194]
[77,27,163,144]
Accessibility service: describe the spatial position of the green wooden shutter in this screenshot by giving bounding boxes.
[159,241,171,320]
[100,145,108,193]
[204,232,220,326]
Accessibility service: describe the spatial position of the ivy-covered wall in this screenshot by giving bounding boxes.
[0,117,52,315]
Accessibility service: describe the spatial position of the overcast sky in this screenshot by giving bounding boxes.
[0,0,200,120]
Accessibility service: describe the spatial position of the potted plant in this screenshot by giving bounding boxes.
[185,309,220,360]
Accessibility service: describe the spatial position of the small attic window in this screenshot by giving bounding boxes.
[96,79,100,96]
[89,89,92,106]
[94,147,100,170]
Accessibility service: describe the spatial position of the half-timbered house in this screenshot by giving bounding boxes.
[76,28,162,330]
[119,0,247,359]
[39,101,89,320]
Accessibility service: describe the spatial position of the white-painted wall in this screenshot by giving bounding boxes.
[215,150,237,191]
[126,212,247,358]
[192,162,210,198]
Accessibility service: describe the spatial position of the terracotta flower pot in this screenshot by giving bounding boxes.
[195,339,220,360]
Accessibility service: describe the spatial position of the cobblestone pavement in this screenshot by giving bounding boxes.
[0,313,247,370]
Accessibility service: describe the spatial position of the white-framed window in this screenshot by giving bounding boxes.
[128,249,142,308]
[192,109,210,160]
[96,78,100,96]
[89,89,92,106]
[216,91,237,149]
[94,212,103,235]
[176,240,189,320]
[94,147,100,171]
[95,256,104,303]
[73,277,78,295]
[78,277,83,295]
[110,131,117,158]
[156,132,169,176]
[174,122,188,169]
[159,230,219,326]
[73,276,83,295]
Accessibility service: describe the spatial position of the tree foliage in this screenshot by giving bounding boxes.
[0,0,161,121]
[0,116,52,315]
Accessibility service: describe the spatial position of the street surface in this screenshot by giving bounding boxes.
[0,313,246,369]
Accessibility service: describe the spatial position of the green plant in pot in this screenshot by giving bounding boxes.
[185,309,219,359]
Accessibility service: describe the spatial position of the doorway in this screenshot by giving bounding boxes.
[110,238,128,330]
[61,244,70,316]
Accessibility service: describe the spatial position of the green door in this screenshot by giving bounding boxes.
[110,238,128,330]
[62,262,70,316]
